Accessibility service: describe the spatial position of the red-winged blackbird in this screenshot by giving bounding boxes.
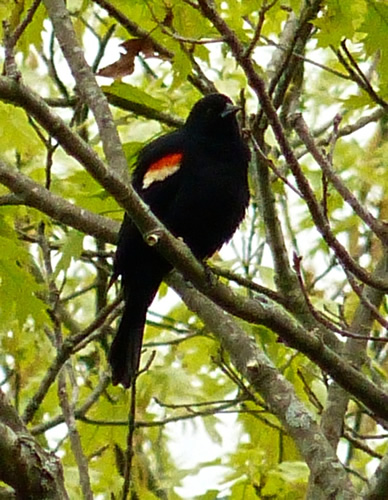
[109,93,250,388]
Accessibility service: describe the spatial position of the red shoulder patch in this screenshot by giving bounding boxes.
[143,152,183,189]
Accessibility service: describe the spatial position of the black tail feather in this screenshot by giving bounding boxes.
[108,300,147,388]
[109,274,164,388]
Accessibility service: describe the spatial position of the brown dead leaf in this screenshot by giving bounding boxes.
[97,38,163,79]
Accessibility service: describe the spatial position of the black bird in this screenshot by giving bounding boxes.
[109,93,250,387]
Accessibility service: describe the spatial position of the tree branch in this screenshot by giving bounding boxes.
[43,0,130,182]
[0,389,68,499]
[292,113,388,244]
[0,159,118,243]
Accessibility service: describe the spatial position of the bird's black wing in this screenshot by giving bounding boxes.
[113,129,187,281]
[109,130,188,387]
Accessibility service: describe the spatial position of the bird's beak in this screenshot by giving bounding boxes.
[221,103,242,118]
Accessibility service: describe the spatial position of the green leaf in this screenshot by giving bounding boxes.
[313,0,367,48]
[0,212,49,329]
[261,461,309,497]
[53,230,84,279]
[17,1,46,54]
[122,141,144,171]
[0,102,42,157]
[360,1,388,54]
[102,82,166,110]
[359,0,388,85]
[341,91,376,110]
[229,480,259,499]
[171,50,193,89]
[53,169,121,219]
[193,490,219,500]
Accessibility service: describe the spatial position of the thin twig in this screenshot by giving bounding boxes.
[9,0,42,47]
[58,368,93,500]
[30,374,111,435]
[338,40,388,111]
[121,383,137,500]
[292,113,388,245]
[244,0,280,57]
[293,253,388,340]
[210,265,287,306]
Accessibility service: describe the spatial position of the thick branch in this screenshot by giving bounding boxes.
[365,450,388,500]
[0,159,118,243]
[321,252,388,446]
[0,389,68,499]
[43,0,130,182]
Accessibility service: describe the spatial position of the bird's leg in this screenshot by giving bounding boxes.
[203,260,218,287]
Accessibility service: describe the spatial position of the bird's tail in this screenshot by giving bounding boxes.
[109,284,159,388]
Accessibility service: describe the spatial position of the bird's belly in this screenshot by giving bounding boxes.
[168,176,248,258]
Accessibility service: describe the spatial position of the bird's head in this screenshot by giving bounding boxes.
[184,93,241,138]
